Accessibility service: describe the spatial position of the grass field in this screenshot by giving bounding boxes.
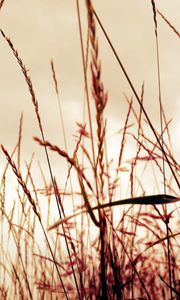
[0,1,180,299]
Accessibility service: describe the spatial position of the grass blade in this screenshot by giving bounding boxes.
[48,194,179,230]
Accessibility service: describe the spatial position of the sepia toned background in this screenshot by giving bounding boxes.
[0,0,179,196]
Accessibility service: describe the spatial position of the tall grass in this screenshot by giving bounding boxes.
[0,1,180,299]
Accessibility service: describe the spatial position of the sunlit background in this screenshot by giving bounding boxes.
[0,0,179,217]
[0,2,179,298]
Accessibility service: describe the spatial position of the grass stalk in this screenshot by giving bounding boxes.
[1,145,69,300]
[91,9,180,190]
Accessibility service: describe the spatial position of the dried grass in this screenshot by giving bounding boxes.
[0,1,180,300]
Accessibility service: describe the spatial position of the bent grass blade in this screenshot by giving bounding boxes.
[48,194,179,230]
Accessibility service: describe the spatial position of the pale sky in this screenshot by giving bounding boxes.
[0,1,179,196]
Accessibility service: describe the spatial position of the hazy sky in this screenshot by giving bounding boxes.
[0,1,179,195]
